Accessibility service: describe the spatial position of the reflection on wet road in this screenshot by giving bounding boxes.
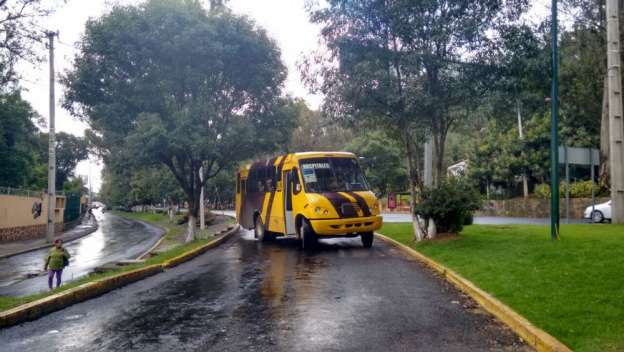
[0,210,163,296]
[0,229,529,351]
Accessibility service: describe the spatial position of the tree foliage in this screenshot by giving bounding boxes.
[346,130,407,196]
[0,0,55,88]
[64,0,294,240]
[0,91,39,187]
[286,99,352,153]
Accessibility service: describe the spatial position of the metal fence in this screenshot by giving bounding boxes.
[0,186,64,198]
[64,192,81,223]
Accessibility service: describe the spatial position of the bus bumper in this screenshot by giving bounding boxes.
[310,216,383,236]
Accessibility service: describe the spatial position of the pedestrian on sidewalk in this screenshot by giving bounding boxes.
[44,239,70,290]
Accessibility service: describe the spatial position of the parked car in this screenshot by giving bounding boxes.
[584,200,612,223]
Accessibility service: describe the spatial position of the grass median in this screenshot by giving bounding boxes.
[0,211,232,313]
[379,222,624,352]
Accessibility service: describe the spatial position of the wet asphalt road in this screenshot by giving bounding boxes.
[0,210,163,296]
[0,229,529,352]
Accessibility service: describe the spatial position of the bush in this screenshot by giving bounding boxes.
[534,181,599,199]
[534,184,551,199]
[414,179,481,234]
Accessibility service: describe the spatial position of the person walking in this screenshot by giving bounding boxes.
[44,239,70,290]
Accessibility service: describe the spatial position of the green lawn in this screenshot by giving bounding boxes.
[0,212,219,312]
[379,223,624,352]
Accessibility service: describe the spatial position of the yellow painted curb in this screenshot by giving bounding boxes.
[162,225,239,268]
[376,233,573,352]
[0,224,240,329]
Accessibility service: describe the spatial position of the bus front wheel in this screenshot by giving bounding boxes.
[301,220,318,250]
[360,232,374,248]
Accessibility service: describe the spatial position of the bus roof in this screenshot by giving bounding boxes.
[238,151,356,172]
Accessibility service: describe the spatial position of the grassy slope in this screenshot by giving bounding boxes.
[379,223,624,352]
[0,212,221,312]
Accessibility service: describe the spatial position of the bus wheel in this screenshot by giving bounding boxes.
[301,220,317,250]
[255,217,272,241]
[360,232,374,248]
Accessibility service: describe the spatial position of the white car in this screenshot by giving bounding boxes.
[584,200,612,223]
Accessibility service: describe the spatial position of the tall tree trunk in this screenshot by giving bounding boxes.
[600,74,610,187]
[402,129,424,241]
[433,131,447,186]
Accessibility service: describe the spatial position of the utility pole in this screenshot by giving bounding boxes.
[46,31,58,243]
[550,0,560,240]
[607,0,624,224]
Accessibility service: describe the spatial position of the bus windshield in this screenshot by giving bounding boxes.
[299,157,370,193]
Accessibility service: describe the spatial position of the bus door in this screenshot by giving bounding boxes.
[283,169,296,235]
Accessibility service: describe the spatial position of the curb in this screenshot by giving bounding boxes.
[0,224,239,329]
[375,233,573,352]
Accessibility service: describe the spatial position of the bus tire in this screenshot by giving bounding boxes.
[360,231,374,248]
[255,216,273,241]
[301,220,317,250]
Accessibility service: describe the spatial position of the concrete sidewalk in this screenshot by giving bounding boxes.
[0,215,98,259]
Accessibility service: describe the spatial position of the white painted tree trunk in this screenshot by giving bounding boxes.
[427,218,437,239]
[412,213,424,241]
[186,214,196,243]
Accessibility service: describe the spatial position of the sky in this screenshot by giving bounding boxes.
[18,0,552,192]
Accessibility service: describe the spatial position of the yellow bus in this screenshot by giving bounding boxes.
[236,152,383,249]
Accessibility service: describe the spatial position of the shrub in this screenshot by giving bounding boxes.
[414,179,481,234]
[534,183,551,199]
[533,181,599,199]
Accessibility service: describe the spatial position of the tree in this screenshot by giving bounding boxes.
[64,0,294,242]
[0,91,40,187]
[468,113,551,197]
[129,166,185,207]
[35,132,89,189]
[346,130,407,196]
[286,99,352,153]
[305,0,527,240]
[63,177,87,194]
[0,0,54,87]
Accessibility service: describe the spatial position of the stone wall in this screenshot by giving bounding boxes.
[0,223,64,242]
[0,194,65,242]
[476,197,610,218]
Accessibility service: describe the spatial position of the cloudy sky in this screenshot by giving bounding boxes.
[18,0,552,192]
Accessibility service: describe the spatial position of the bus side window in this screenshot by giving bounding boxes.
[293,167,302,194]
[236,173,241,194]
[248,169,258,193]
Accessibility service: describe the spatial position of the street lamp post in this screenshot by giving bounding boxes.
[550,0,560,240]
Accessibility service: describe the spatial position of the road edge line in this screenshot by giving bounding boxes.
[0,224,239,329]
[375,233,572,352]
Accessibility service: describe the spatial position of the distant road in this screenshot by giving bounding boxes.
[0,209,163,296]
[218,209,587,225]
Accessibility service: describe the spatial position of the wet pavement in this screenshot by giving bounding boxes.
[0,210,163,296]
[0,229,529,352]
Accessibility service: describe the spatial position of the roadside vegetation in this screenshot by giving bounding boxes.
[379,223,624,352]
[0,211,235,313]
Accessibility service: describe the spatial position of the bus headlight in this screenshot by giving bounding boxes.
[315,207,329,216]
